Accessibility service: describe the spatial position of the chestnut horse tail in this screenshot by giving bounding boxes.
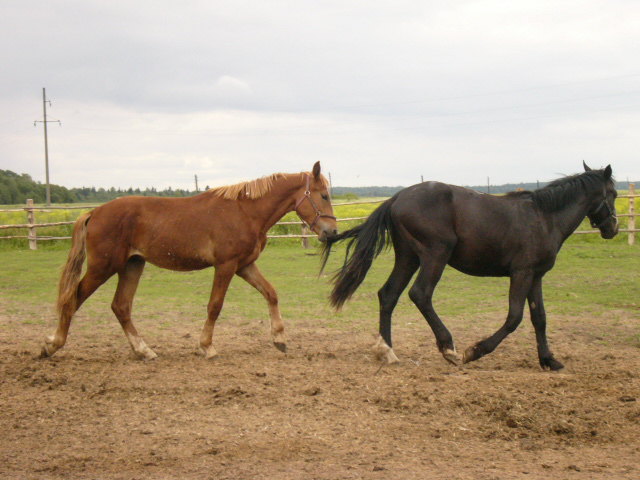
[322,197,396,309]
[56,212,92,320]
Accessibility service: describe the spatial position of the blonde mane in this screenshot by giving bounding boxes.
[210,173,288,200]
[210,171,330,200]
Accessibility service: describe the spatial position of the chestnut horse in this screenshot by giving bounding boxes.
[42,162,337,360]
[322,163,618,370]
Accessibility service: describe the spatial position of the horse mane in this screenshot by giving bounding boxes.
[504,170,611,212]
[210,173,288,200]
[209,171,330,200]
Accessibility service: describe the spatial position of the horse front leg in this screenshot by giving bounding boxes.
[528,277,564,370]
[236,262,287,353]
[463,270,533,364]
[199,262,236,359]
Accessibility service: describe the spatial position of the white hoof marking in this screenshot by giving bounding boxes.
[140,347,158,360]
[42,335,60,357]
[442,348,462,366]
[200,345,218,359]
[373,335,399,364]
[126,333,158,360]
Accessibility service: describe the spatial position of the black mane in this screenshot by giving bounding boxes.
[505,171,609,212]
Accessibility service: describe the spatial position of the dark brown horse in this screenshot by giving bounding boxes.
[42,162,337,360]
[322,163,618,370]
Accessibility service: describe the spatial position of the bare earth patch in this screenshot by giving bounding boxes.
[1,315,639,480]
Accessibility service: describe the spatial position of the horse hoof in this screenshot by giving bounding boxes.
[462,345,481,364]
[41,337,58,358]
[373,344,400,365]
[385,349,400,364]
[442,348,461,366]
[541,357,564,371]
[374,348,399,364]
[142,349,158,361]
[274,342,287,353]
[200,345,218,359]
[372,338,399,364]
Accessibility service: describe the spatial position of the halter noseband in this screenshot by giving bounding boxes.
[589,197,616,229]
[294,174,337,230]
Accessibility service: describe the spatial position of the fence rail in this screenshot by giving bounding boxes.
[1,185,637,249]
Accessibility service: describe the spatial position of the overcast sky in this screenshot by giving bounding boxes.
[1,1,639,190]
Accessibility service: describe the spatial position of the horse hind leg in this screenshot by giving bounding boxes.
[42,266,113,358]
[111,256,157,360]
[409,250,461,365]
[375,248,419,364]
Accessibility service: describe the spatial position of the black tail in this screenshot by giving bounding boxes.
[321,197,395,309]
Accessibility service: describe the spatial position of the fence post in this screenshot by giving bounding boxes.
[26,198,37,250]
[301,225,310,249]
[629,183,635,246]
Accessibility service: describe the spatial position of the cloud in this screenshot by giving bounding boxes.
[214,76,252,96]
[1,1,639,190]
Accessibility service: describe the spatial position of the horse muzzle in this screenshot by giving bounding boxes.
[598,217,619,239]
[317,225,339,243]
[600,225,618,239]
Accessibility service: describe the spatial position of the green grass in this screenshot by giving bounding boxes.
[1,242,637,345]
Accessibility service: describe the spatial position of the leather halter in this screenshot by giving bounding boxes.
[294,174,337,230]
[588,197,617,229]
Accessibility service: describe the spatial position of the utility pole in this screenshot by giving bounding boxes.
[34,88,61,206]
[194,174,199,192]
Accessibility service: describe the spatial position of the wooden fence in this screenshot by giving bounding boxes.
[1,184,638,249]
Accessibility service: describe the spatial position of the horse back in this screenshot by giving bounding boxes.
[86,195,258,271]
[392,183,556,276]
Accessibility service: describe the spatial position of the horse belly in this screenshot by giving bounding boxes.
[147,253,212,271]
[132,242,215,271]
[449,242,510,277]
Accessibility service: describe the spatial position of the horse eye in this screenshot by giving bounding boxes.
[321,194,329,201]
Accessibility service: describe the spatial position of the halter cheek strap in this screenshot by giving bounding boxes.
[294,174,337,230]
[589,198,617,229]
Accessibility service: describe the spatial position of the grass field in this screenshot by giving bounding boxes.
[1,241,638,349]
[1,228,638,479]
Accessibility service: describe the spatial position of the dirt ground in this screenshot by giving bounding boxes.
[1,313,639,480]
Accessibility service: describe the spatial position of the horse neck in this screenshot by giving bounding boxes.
[547,188,593,243]
[242,175,302,234]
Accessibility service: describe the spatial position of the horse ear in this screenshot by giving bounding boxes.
[312,161,321,179]
[583,160,592,172]
[603,164,612,180]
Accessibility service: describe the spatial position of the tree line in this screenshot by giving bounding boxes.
[2,169,636,205]
[0,170,197,205]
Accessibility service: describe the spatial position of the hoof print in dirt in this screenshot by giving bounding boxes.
[273,342,287,353]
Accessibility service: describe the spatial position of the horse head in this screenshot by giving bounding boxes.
[583,162,619,239]
[294,161,338,242]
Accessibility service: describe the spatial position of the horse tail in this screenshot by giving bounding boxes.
[321,197,395,309]
[56,212,92,320]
